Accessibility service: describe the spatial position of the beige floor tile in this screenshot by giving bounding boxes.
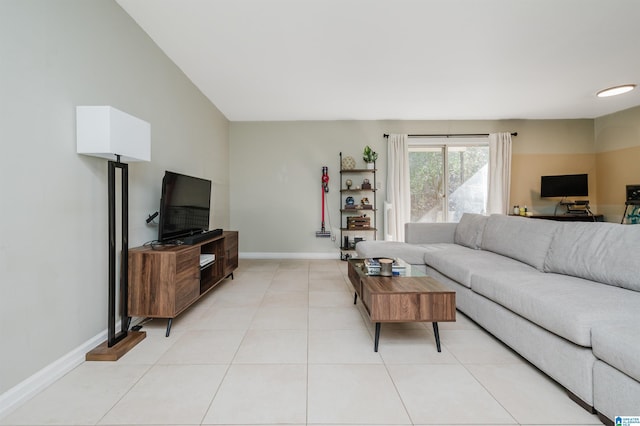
[208,290,265,309]
[238,259,280,272]
[1,363,149,426]
[157,330,245,364]
[116,327,182,364]
[309,259,342,271]
[193,306,258,330]
[249,306,308,329]
[437,309,482,330]
[260,290,309,308]
[268,278,310,292]
[377,329,460,364]
[309,269,345,280]
[211,277,271,295]
[309,278,351,292]
[99,364,226,425]
[131,317,187,338]
[387,364,517,424]
[308,306,368,330]
[307,364,411,424]
[272,269,309,282]
[276,259,311,270]
[441,329,526,364]
[203,364,307,424]
[231,269,277,283]
[233,329,307,364]
[308,329,383,364]
[309,290,352,308]
[467,363,602,424]
[374,325,432,343]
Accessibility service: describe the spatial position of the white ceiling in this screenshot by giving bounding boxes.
[117,0,640,122]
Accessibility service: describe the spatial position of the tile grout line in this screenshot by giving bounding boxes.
[199,262,269,426]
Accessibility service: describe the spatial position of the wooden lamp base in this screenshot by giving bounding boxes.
[86,331,146,362]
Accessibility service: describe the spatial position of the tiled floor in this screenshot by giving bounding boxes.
[1,259,603,426]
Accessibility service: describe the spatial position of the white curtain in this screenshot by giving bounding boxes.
[487,132,513,215]
[386,134,410,241]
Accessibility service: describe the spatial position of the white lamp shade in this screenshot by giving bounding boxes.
[77,106,151,162]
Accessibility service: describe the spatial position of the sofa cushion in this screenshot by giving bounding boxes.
[355,240,450,265]
[544,221,640,292]
[424,245,536,288]
[471,272,640,347]
[480,214,558,271]
[405,222,457,244]
[454,213,488,249]
[592,324,640,382]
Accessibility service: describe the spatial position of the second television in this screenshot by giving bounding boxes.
[158,171,212,243]
[540,173,588,198]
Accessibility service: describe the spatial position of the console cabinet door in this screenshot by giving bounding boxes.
[174,246,200,313]
[128,250,170,317]
[223,231,239,277]
[128,245,199,317]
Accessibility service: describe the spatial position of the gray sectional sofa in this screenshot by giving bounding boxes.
[356,213,640,424]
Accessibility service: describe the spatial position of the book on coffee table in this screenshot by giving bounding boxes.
[364,257,408,274]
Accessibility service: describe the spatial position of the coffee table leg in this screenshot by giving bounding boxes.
[374,322,381,352]
[354,292,357,304]
[433,322,441,352]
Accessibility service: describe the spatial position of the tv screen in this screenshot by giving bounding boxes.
[158,171,212,242]
[540,174,588,198]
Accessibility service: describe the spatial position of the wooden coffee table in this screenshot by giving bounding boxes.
[347,258,456,352]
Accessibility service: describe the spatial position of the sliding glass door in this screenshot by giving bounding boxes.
[409,140,489,222]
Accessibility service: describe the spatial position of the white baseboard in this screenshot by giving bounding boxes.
[0,329,105,419]
[240,251,340,260]
[0,317,142,420]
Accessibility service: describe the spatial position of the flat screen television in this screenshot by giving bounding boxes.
[540,174,588,198]
[158,171,212,243]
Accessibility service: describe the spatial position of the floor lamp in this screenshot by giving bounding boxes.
[77,106,150,361]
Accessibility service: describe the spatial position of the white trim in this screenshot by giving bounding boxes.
[240,252,339,260]
[0,317,143,420]
[0,330,106,419]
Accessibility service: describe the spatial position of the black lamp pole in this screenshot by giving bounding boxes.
[107,155,129,347]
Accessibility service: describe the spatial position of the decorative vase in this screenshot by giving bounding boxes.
[342,156,356,170]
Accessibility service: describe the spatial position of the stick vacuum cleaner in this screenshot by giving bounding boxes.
[316,166,331,238]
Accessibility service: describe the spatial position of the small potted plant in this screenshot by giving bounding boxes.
[363,145,378,169]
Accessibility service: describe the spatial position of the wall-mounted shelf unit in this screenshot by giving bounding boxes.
[339,152,376,260]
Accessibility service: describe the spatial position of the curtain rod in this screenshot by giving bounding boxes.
[383,132,517,138]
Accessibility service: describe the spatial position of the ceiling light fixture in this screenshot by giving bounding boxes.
[596,84,636,98]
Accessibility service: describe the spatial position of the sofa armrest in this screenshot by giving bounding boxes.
[405,222,457,244]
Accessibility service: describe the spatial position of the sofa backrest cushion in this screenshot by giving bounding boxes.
[544,221,640,291]
[481,214,558,271]
[405,222,456,244]
[454,213,488,249]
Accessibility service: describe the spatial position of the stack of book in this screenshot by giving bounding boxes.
[364,258,408,275]
[347,216,371,229]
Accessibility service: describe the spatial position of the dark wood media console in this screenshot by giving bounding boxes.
[128,231,238,336]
